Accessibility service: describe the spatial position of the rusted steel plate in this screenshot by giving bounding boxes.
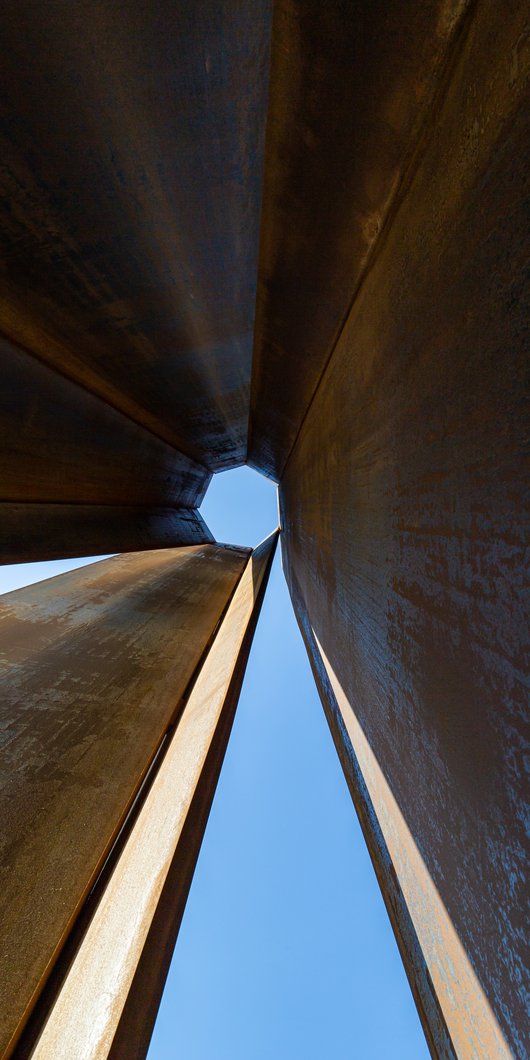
[287,567,456,1059]
[0,337,209,508]
[280,0,529,1054]
[0,0,271,470]
[28,533,277,1060]
[0,544,249,1057]
[248,0,473,479]
[0,503,212,564]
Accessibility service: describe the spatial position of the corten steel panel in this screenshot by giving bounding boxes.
[107,538,277,1060]
[0,0,270,470]
[26,534,278,1060]
[0,503,213,564]
[248,0,474,480]
[0,544,249,1057]
[0,337,209,508]
[286,567,455,1060]
[279,0,529,1055]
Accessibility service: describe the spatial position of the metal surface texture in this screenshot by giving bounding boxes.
[107,534,278,1060]
[0,335,209,508]
[0,544,249,1057]
[27,533,277,1060]
[0,503,213,564]
[286,566,456,1060]
[279,0,529,1053]
[0,0,527,1055]
[248,0,473,479]
[0,0,271,471]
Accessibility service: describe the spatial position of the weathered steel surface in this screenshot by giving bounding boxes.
[0,0,270,470]
[108,542,278,1060]
[248,0,473,479]
[314,632,513,1060]
[28,533,277,1060]
[0,544,249,1057]
[287,566,456,1059]
[279,0,529,1054]
[0,504,212,564]
[0,336,209,508]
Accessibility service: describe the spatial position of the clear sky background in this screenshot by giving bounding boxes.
[150,467,428,1060]
[0,467,428,1059]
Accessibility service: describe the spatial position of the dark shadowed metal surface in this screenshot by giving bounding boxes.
[280,0,529,1053]
[0,336,209,508]
[0,544,248,1056]
[248,0,473,480]
[0,503,213,564]
[0,0,271,470]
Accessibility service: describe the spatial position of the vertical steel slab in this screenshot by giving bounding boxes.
[24,532,277,1059]
[0,544,251,1056]
[279,0,529,1055]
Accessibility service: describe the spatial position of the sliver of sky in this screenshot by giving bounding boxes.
[0,553,112,595]
[148,466,428,1059]
[0,466,428,1059]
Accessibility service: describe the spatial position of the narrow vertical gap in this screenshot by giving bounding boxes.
[149,473,429,1060]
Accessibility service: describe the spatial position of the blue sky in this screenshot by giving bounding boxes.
[0,467,428,1059]
[150,467,428,1060]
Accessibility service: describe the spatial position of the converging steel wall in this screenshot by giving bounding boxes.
[0,0,527,1054]
[278,0,529,1055]
[0,542,278,1056]
[0,0,272,562]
